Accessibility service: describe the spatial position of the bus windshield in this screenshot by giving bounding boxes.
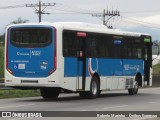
[10,28,52,47]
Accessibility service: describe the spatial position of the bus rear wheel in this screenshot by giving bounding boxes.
[79,77,99,99]
[40,87,60,99]
[88,76,99,99]
[79,91,88,98]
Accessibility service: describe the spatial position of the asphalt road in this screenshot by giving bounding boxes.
[1,87,160,120]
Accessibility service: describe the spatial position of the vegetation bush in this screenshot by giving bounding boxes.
[0,89,40,99]
[0,46,4,77]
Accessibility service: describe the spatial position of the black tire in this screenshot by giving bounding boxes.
[88,76,99,99]
[79,91,88,99]
[128,80,138,95]
[98,90,102,95]
[40,87,60,99]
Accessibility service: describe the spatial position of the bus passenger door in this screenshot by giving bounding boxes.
[76,32,87,90]
[143,37,152,86]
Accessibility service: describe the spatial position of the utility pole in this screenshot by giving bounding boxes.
[26,0,56,22]
[92,9,120,28]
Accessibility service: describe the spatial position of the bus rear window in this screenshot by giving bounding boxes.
[10,28,52,47]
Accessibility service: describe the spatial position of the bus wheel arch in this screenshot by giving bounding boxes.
[92,73,100,89]
[93,73,101,94]
[135,72,142,87]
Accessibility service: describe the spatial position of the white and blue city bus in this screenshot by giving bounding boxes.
[5,22,153,99]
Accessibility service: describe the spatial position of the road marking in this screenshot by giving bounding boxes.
[0,104,35,109]
[102,105,128,109]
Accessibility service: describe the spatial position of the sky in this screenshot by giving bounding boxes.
[1,0,160,40]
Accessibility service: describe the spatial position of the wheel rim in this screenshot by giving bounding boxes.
[92,81,97,95]
[134,81,138,91]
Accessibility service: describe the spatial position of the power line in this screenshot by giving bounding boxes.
[120,16,160,29]
[0,4,25,9]
[26,0,55,22]
[122,20,160,29]
[121,9,160,14]
[92,9,120,28]
[52,3,101,14]
[123,16,160,27]
[2,3,160,30]
[48,3,101,15]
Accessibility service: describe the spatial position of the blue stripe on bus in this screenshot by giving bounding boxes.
[64,58,144,77]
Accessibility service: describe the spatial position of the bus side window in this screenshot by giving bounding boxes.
[63,31,77,57]
[133,48,138,58]
[128,48,132,57]
[86,38,98,57]
[137,48,142,59]
[144,49,148,60]
[122,47,127,58]
[98,37,109,57]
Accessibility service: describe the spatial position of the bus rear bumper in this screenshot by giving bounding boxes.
[5,75,60,89]
[5,82,60,89]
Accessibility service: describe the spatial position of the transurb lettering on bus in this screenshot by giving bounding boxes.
[124,64,140,71]
[31,51,41,56]
[17,52,30,56]
[16,51,41,57]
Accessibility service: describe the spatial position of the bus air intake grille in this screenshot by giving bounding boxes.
[21,80,38,84]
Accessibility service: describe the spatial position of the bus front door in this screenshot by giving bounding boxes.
[77,32,86,90]
[144,40,152,86]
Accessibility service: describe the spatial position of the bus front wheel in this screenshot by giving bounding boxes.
[128,81,138,95]
[40,87,60,99]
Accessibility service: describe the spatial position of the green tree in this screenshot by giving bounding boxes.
[0,46,4,77]
[0,34,5,45]
[10,17,29,24]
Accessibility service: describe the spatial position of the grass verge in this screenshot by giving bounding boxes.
[153,63,160,75]
[0,89,40,99]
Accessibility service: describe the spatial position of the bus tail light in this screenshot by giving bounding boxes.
[48,69,54,75]
[7,68,14,75]
[48,56,57,75]
[48,27,57,75]
[6,29,14,75]
[54,56,57,69]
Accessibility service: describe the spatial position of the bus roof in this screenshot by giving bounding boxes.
[7,22,151,37]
